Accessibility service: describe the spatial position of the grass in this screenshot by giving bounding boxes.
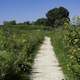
[0,24,80,80]
[0,26,45,80]
[3,24,49,31]
[47,27,75,80]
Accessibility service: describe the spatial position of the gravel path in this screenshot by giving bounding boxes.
[31,37,65,80]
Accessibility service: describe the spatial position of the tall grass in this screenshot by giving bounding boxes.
[48,27,76,80]
[0,27,44,80]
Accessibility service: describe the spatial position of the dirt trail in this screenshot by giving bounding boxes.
[31,37,65,80]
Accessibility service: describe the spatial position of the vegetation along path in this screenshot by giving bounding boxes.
[31,36,65,80]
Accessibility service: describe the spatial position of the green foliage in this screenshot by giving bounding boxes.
[24,21,31,25]
[0,27,44,80]
[34,18,48,26]
[48,28,70,79]
[64,26,80,79]
[4,20,16,26]
[46,6,70,27]
[3,24,48,31]
[72,16,80,26]
[48,26,80,80]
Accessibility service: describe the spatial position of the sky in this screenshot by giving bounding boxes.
[0,0,80,24]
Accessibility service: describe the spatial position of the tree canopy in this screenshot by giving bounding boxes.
[46,6,70,27]
[34,18,48,26]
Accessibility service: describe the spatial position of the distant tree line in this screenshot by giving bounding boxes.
[4,20,16,25]
[3,20,31,26]
[3,6,70,28]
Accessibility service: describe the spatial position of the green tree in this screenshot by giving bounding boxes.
[34,18,48,26]
[4,20,16,26]
[24,21,31,25]
[72,16,80,26]
[46,6,70,27]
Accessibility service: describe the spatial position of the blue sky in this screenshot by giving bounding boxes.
[0,0,80,24]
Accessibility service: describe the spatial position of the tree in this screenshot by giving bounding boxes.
[71,16,80,26]
[24,21,30,25]
[4,20,16,25]
[34,18,48,26]
[46,6,70,27]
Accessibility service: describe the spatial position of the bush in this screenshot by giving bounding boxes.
[64,25,80,79]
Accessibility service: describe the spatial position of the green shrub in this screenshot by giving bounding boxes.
[64,26,80,79]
